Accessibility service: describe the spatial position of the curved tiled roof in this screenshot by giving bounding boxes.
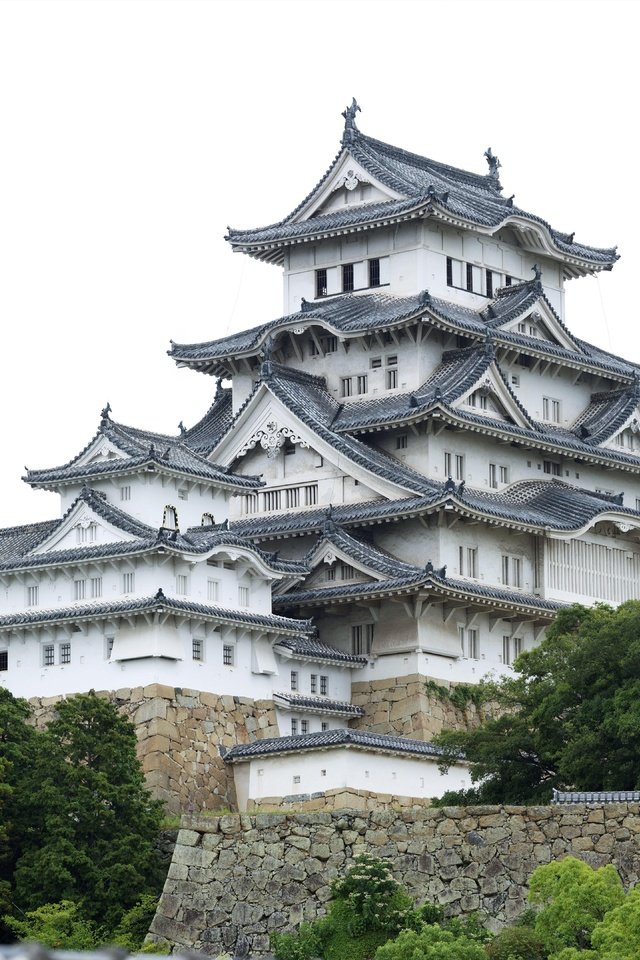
[306,521,421,578]
[25,414,260,491]
[273,635,367,666]
[223,727,453,762]
[233,478,640,541]
[182,385,234,456]
[226,120,617,273]
[572,384,640,445]
[0,488,307,576]
[273,692,364,717]
[0,587,313,634]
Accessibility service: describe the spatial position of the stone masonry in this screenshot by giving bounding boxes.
[350,675,488,739]
[148,804,640,956]
[28,685,279,814]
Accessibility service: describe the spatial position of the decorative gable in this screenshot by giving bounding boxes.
[29,501,138,556]
[454,365,533,429]
[298,154,400,222]
[75,435,127,467]
[502,302,582,353]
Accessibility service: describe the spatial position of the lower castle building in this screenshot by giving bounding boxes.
[2,103,640,810]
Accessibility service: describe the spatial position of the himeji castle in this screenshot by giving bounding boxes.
[1,101,638,811]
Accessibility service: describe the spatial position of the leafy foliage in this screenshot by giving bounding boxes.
[3,900,102,949]
[374,925,488,960]
[485,925,547,960]
[0,690,164,943]
[435,602,640,802]
[528,857,624,954]
[589,884,640,958]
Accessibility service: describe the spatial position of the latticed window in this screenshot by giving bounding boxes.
[90,577,102,599]
[238,586,249,607]
[352,623,374,656]
[192,638,203,661]
[342,263,354,292]
[368,258,380,287]
[27,585,39,607]
[0,651,8,672]
[74,579,86,601]
[207,579,219,602]
[122,572,135,594]
[223,645,234,666]
[315,269,327,298]
[320,675,328,696]
[60,643,71,665]
[43,645,55,667]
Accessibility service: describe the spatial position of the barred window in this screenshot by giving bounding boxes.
[60,643,71,665]
[223,644,234,666]
[192,638,203,661]
[43,645,55,667]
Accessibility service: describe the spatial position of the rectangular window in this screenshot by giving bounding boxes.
[223,644,234,666]
[444,451,452,477]
[342,263,354,292]
[27,585,39,607]
[352,623,374,656]
[120,486,131,502]
[238,586,249,607]
[489,463,497,489]
[320,675,328,696]
[304,484,318,506]
[59,643,71,665]
[74,579,86,601]
[300,720,309,735]
[459,546,478,578]
[321,721,329,732]
[90,577,102,599]
[466,262,474,292]
[396,434,408,450]
[513,637,523,658]
[322,335,338,353]
[122,572,135,594]
[356,374,368,395]
[76,523,97,544]
[207,579,219,602]
[340,563,355,580]
[542,397,561,423]
[499,465,509,484]
[286,487,300,509]
[291,719,299,735]
[341,377,353,398]
[386,368,398,389]
[467,629,479,660]
[105,637,114,660]
[502,556,522,588]
[315,268,328,298]
[176,575,188,595]
[502,635,511,665]
[485,269,493,299]
[0,651,8,671]
[192,638,203,661]
[368,258,381,287]
[325,567,336,582]
[43,644,55,667]
[455,454,465,481]
[290,670,298,691]
[310,674,317,694]
[370,357,382,369]
[446,256,454,287]
[543,460,561,476]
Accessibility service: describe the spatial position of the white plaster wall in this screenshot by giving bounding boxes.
[236,746,472,810]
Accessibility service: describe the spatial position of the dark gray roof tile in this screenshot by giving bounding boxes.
[223,727,453,762]
[273,635,367,666]
[273,692,364,716]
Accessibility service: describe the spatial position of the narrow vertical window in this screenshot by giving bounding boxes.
[291,719,298,735]
[238,586,250,607]
[74,579,86,601]
[444,452,452,478]
[27,585,39,607]
[342,263,354,292]
[468,629,479,659]
[368,258,380,287]
[466,262,474,292]
[122,572,135,594]
[176,575,188,595]
[356,374,368,394]
[502,636,511,665]
[341,377,353,397]
[446,256,453,287]
[207,579,219,602]
[0,651,8,672]
[120,486,131,502]
[300,720,309,735]
[485,269,493,298]
[321,721,329,732]
[489,463,497,489]
[513,637,523,657]
[223,644,234,666]
[310,674,318,694]
[320,675,328,696]
[386,368,398,389]
[455,454,465,481]
[59,643,71,665]
[290,670,298,692]
[43,644,55,667]
[90,577,102,599]
[315,268,327,298]
[192,638,203,661]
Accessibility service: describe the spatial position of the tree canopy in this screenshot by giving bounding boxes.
[434,601,640,804]
[0,689,164,941]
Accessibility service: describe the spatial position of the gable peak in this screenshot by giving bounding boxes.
[341,97,362,146]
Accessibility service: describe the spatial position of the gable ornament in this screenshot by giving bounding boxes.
[238,421,309,459]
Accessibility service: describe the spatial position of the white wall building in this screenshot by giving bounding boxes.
[2,101,639,807]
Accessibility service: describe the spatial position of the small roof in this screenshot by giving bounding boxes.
[223,727,453,763]
[273,635,367,667]
[273,692,364,717]
[226,104,617,276]
[25,408,259,491]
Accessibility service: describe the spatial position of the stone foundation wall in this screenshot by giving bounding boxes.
[247,788,433,812]
[148,804,640,957]
[350,674,487,739]
[28,685,279,814]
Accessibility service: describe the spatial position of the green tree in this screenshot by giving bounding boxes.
[3,900,102,949]
[11,693,164,935]
[589,884,640,959]
[528,857,624,955]
[435,602,640,803]
[374,925,487,960]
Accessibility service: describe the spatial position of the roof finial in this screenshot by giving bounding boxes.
[532,263,542,282]
[178,420,186,436]
[100,402,112,422]
[341,98,361,145]
[484,147,501,180]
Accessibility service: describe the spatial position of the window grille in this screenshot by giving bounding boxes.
[192,638,203,661]
[60,643,71,665]
[223,644,234,666]
[368,258,381,287]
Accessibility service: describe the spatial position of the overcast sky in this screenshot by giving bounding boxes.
[0,0,637,526]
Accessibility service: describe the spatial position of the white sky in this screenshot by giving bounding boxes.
[0,0,638,527]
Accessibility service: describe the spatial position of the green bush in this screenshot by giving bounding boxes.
[2,900,102,949]
[374,925,487,960]
[486,926,547,960]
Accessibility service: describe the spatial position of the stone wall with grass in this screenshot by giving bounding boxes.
[350,674,488,739]
[148,803,640,957]
[28,684,279,814]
